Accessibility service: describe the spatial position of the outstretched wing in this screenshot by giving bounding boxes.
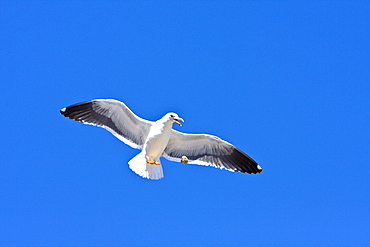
[163,130,262,174]
[60,99,152,149]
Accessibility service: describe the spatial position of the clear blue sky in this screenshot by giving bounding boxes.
[0,1,369,246]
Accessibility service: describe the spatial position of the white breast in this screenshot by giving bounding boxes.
[143,121,173,160]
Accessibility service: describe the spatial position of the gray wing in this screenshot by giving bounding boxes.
[163,130,262,174]
[60,99,152,149]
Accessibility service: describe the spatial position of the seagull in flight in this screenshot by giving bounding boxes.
[60,99,262,180]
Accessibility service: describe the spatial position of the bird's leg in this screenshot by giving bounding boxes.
[146,159,161,165]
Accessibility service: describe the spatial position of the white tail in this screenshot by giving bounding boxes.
[128,152,164,180]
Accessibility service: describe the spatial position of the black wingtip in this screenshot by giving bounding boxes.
[257,165,263,173]
[60,108,66,115]
[231,148,262,174]
[59,101,94,119]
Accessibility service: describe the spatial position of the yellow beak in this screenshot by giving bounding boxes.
[174,117,184,126]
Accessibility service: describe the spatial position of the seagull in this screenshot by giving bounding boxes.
[60,99,262,180]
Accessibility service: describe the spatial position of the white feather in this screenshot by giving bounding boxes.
[128,152,164,180]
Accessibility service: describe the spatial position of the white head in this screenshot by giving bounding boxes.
[163,112,184,126]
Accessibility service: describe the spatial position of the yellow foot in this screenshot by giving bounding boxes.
[147,159,161,165]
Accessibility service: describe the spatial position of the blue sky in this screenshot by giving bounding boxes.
[0,1,369,246]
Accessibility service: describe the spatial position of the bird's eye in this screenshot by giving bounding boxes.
[170,114,175,118]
